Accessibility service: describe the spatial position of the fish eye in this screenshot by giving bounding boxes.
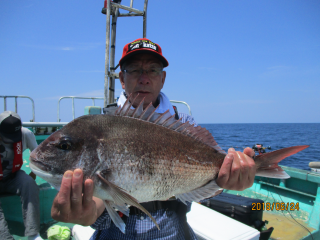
[58,138,72,150]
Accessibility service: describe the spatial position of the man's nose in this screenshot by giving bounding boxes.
[139,70,150,84]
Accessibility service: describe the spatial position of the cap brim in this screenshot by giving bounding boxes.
[119,49,169,69]
[0,131,22,144]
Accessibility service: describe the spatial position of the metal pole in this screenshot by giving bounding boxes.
[118,13,144,17]
[15,97,17,113]
[92,98,95,106]
[111,3,142,14]
[104,0,111,108]
[143,0,148,37]
[4,97,7,111]
[30,97,35,122]
[72,97,75,120]
[108,8,119,104]
[23,122,69,127]
[57,99,61,122]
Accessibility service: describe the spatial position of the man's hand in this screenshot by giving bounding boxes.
[216,147,255,191]
[51,169,103,226]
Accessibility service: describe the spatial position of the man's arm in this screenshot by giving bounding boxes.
[51,169,105,226]
[22,127,39,179]
[22,127,38,152]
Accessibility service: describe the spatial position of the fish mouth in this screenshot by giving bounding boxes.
[29,158,63,191]
[29,157,52,173]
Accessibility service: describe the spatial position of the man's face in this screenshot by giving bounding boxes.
[0,135,10,144]
[119,53,166,108]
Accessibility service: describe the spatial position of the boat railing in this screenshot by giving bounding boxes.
[57,96,193,123]
[170,100,192,116]
[57,96,104,122]
[22,122,68,127]
[0,95,35,122]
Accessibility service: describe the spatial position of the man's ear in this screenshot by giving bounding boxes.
[119,71,126,89]
[161,71,166,88]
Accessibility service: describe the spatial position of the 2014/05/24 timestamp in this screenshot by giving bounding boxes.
[252,202,300,211]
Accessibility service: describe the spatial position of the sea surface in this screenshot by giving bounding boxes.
[199,123,320,171]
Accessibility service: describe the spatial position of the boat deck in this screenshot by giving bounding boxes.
[263,212,315,240]
[225,186,319,240]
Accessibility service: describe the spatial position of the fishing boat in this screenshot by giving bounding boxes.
[1,1,319,239]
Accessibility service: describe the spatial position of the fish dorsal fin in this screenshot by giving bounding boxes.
[115,95,225,153]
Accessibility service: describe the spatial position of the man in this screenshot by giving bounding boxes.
[0,111,43,240]
[51,38,255,239]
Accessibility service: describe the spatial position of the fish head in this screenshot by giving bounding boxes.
[29,115,106,189]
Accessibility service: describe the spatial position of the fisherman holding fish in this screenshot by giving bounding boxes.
[0,111,43,240]
[46,38,258,239]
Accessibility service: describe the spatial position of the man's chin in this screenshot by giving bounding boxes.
[131,93,153,108]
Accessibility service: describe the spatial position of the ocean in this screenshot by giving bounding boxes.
[199,123,320,171]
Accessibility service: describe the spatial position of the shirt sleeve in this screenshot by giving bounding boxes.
[178,113,198,127]
[22,127,38,152]
[91,209,112,230]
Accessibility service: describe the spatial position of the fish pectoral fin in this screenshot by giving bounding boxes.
[176,180,223,204]
[111,202,130,217]
[104,200,126,233]
[97,173,160,230]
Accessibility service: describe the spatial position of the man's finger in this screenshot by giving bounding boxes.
[83,179,94,208]
[229,152,241,183]
[55,171,73,220]
[245,152,256,188]
[238,149,256,190]
[71,169,84,213]
[51,194,61,220]
[228,148,235,153]
[243,147,255,158]
[236,151,249,187]
[216,153,234,187]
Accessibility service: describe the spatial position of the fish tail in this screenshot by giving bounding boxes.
[254,145,309,179]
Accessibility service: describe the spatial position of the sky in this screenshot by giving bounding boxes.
[0,0,319,123]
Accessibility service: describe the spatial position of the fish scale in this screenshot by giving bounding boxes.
[29,97,309,233]
[104,130,214,202]
[105,117,217,200]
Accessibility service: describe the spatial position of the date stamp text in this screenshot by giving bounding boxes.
[252,202,300,211]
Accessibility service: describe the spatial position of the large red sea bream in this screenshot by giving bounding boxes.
[29,97,309,233]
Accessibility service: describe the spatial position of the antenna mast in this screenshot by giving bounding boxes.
[102,0,149,107]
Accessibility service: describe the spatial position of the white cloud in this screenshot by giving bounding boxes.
[76,70,104,73]
[60,47,73,51]
[42,88,123,101]
[210,99,275,106]
[21,42,103,51]
[267,66,292,70]
[198,67,218,71]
